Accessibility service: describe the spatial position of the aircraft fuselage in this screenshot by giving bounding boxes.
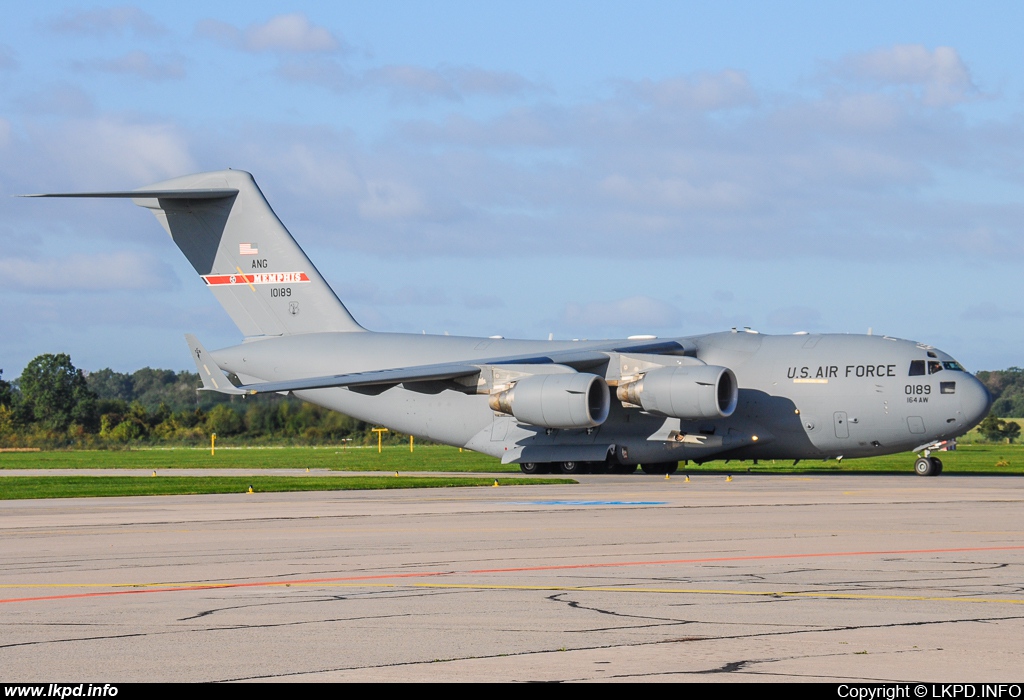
[211,329,991,467]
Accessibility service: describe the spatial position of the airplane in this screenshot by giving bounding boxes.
[28,169,992,476]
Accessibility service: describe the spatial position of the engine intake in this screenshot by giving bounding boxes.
[489,373,610,429]
[617,365,738,419]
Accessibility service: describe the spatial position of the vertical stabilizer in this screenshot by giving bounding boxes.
[136,170,364,337]
[26,170,364,337]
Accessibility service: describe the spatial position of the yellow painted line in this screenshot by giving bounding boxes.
[400,583,1024,604]
[793,378,829,384]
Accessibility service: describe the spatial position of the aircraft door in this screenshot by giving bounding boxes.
[907,416,926,435]
[834,411,849,439]
[491,415,510,441]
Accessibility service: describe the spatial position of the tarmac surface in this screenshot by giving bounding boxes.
[2,473,1023,683]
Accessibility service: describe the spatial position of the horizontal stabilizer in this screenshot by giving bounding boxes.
[185,334,245,395]
[20,189,238,200]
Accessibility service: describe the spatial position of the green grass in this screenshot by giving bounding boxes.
[0,475,572,500]
[0,444,514,471]
[2,443,1023,476]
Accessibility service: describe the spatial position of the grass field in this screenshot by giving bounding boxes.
[0,475,571,500]
[1,444,1021,500]
[0,445,513,471]
[1,444,1023,474]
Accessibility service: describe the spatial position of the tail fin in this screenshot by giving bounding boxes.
[30,170,365,337]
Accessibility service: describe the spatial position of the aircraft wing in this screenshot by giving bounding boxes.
[190,336,691,396]
[231,363,484,395]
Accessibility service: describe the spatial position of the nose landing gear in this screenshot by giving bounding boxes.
[914,455,943,476]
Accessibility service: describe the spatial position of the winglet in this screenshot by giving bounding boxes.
[185,334,245,395]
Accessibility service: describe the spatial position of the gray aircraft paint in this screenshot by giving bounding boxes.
[29,170,992,473]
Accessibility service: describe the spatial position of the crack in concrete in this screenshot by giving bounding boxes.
[202,606,1024,682]
[175,586,461,621]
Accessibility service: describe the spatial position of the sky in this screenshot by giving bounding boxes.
[2,2,1023,378]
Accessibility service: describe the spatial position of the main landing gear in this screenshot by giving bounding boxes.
[518,461,676,475]
[518,461,596,474]
[914,456,943,477]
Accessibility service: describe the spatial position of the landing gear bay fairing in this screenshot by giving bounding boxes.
[31,170,992,475]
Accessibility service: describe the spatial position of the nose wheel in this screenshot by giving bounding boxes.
[914,456,943,476]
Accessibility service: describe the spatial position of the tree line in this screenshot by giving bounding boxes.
[1,354,1022,448]
[0,354,374,448]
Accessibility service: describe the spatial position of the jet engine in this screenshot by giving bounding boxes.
[488,373,610,429]
[616,365,738,419]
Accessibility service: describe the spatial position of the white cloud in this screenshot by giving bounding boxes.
[839,45,977,106]
[0,252,176,292]
[47,7,165,38]
[76,51,185,82]
[246,14,340,53]
[197,14,343,54]
[16,117,196,186]
[624,70,757,111]
[276,57,358,92]
[278,60,537,103]
[368,65,460,102]
[600,175,754,212]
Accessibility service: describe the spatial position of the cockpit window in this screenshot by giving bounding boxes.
[928,361,943,374]
[942,361,964,371]
[909,360,925,376]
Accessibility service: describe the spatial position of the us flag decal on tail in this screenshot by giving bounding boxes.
[239,242,259,255]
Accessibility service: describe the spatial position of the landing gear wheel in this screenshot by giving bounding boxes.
[914,456,939,476]
[560,461,587,474]
[520,462,541,475]
[932,457,943,475]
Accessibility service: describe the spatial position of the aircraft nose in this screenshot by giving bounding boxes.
[960,374,993,427]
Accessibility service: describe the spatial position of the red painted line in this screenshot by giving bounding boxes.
[3,545,1022,605]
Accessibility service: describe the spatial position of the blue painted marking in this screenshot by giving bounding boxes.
[508,500,667,506]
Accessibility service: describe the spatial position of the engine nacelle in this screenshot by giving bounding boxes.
[489,373,610,429]
[617,365,738,419]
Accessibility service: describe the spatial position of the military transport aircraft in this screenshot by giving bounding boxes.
[29,170,992,476]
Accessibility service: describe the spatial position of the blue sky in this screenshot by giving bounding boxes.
[2,2,1023,378]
